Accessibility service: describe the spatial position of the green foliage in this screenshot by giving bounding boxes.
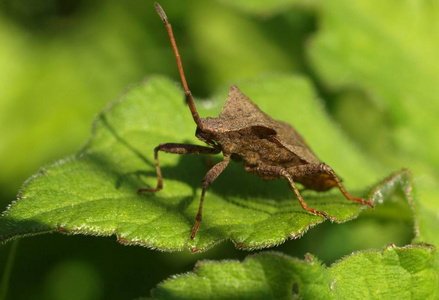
[153,245,438,299]
[309,0,439,169]
[0,0,438,298]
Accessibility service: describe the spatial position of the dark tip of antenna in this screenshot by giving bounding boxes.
[154,3,168,24]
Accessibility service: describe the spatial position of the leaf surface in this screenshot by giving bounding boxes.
[0,75,395,251]
[152,245,438,299]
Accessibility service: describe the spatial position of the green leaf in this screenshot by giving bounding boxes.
[329,245,438,299]
[1,75,395,251]
[152,245,438,300]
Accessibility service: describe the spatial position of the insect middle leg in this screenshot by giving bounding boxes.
[254,165,329,218]
[138,143,221,193]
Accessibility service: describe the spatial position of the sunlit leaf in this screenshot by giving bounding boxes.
[0,75,394,251]
[152,245,438,299]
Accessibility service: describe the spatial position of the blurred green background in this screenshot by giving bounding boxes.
[0,0,437,299]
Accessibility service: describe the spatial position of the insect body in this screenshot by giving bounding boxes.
[139,3,375,239]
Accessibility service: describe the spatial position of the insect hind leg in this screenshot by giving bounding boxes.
[287,163,375,209]
[319,164,375,209]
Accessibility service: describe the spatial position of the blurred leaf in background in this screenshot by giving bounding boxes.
[0,0,174,202]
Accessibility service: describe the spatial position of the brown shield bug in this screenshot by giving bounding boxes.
[139,3,375,239]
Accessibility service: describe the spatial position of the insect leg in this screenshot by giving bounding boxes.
[138,143,220,193]
[254,165,329,218]
[191,156,230,239]
[281,171,329,218]
[320,164,375,208]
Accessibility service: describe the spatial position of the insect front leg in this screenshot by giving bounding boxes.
[138,143,221,193]
[191,155,230,239]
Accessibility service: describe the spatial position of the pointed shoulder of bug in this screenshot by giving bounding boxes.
[199,85,275,133]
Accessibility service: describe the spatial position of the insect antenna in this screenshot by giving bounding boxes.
[154,3,203,128]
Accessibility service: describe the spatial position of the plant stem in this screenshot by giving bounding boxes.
[0,240,19,300]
